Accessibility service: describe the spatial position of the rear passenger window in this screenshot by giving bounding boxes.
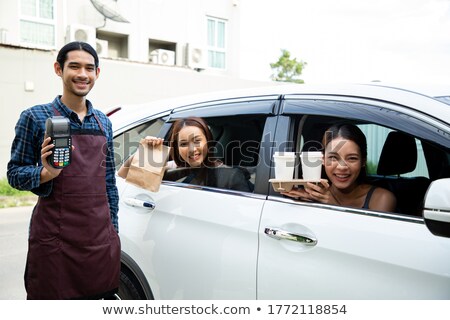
[357,124,429,178]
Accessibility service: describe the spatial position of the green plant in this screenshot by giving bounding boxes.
[366,161,378,175]
[0,178,32,196]
[270,49,307,84]
[0,178,37,208]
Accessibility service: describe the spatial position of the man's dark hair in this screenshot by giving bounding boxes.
[56,41,99,70]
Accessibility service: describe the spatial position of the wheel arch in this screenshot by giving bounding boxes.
[121,251,154,300]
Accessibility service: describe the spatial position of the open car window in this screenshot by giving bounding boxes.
[163,166,254,193]
[293,113,450,217]
[161,113,270,194]
[281,97,450,217]
[113,118,166,170]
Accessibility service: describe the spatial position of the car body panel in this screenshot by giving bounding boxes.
[118,178,265,299]
[258,198,450,299]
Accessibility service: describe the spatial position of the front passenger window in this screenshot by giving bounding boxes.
[358,124,429,178]
[162,114,268,194]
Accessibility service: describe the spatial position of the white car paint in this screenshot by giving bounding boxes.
[112,83,450,299]
[118,178,265,299]
[258,199,450,299]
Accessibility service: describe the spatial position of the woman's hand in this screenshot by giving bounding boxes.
[281,179,331,203]
[303,179,332,203]
[143,136,164,147]
[281,187,313,201]
[118,136,165,179]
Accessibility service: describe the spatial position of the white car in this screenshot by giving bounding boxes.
[110,83,450,299]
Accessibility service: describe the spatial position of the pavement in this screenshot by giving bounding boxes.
[0,205,33,299]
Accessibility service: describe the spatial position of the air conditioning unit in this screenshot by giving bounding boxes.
[185,43,206,69]
[149,49,175,66]
[66,24,95,46]
[96,39,109,58]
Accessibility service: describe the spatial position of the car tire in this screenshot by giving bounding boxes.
[118,268,147,300]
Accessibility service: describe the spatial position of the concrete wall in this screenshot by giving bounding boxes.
[0,0,242,76]
[0,44,270,178]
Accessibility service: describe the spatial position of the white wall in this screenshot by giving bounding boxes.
[0,45,270,178]
[0,1,18,44]
[0,0,242,76]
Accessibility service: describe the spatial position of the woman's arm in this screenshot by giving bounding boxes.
[370,188,397,212]
[117,136,165,179]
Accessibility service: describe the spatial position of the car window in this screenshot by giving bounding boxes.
[162,113,269,194]
[357,124,429,178]
[282,98,450,217]
[435,96,450,105]
[163,166,255,193]
[113,118,165,170]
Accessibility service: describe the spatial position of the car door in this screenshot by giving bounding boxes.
[257,96,450,299]
[117,97,279,299]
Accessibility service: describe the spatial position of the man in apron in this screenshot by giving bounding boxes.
[7,42,120,299]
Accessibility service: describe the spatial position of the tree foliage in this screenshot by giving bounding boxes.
[270,49,307,84]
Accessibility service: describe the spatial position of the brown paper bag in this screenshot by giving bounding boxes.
[125,138,171,192]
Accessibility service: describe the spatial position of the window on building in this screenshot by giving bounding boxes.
[97,31,129,59]
[20,0,56,48]
[207,17,226,69]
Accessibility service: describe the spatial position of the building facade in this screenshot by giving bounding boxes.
[0,0,270,177]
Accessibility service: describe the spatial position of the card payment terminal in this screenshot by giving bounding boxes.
[45,116,72,168]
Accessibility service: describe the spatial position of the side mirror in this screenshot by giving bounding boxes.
[423,178,450,238]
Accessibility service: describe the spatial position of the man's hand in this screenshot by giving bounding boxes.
[40,136,62,184]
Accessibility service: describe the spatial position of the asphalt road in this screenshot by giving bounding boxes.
[0,206,33,300]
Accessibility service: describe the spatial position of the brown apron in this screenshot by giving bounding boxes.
[25,108,120,299]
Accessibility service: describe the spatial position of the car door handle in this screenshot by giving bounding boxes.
[124,198,155,210]
[264,227,317,246]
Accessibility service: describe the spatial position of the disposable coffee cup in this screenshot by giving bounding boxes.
[300,151,323,181]
[273,152,296,180]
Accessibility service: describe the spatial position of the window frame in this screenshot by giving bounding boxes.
[19,0,57,49]
[281,96,450,149]
[162,98,280,195]
[268,95,450,218]
[206,16,227,69]
[113,113,170,170]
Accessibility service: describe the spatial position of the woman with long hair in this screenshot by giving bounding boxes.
[119,117,252,191]
[282,123,396,212]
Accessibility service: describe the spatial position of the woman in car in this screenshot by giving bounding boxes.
[118,117,253,191]
[282,123,397,212]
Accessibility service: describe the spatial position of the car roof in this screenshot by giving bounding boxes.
[364,81,450,97]
[109,83,450,132]
[367,82,450,106]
